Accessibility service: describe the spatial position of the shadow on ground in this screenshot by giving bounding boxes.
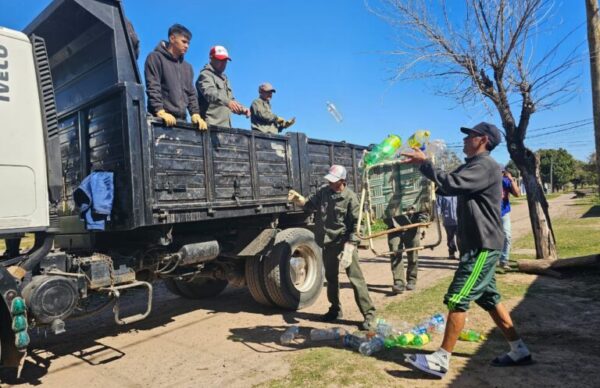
[0,281,281,385]
[445,267,600,387]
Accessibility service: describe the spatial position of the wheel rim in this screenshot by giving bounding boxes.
[289,244,318,293]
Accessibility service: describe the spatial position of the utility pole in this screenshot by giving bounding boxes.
[585,0,600,194]
[550,155,554,193]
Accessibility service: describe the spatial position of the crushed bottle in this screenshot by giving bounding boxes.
[459,329,487,342]
[359,335,385,356]
[280,325,300,345]
[326,101,343,123]
[310,327,346,341]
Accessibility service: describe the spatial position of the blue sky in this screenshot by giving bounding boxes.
[2,0,596,164]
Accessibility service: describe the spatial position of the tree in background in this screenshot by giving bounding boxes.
[368,0,585,259]
[537,149,576,191]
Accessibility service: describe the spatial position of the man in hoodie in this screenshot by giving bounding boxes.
[401,122,532,378]
[144,24,206,130]
[196,45,249,128]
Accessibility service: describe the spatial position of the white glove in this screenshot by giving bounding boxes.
[287,189,306,206]
[338,242,355,270]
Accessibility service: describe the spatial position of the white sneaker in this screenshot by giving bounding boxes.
[404,353,448,378]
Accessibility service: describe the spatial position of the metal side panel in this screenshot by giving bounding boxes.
[148,125,293,224]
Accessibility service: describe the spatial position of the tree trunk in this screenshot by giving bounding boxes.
[586,0,600,194]
[510,145,558,260]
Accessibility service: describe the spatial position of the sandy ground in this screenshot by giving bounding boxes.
[0,193,585,387]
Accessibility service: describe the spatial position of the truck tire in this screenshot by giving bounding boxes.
[245,256,274,306]
[262,228,323,310]
[165,278,228,299]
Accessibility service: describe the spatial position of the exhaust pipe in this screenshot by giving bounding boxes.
[176,241,220,266]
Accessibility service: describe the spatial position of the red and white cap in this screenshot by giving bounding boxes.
[210,45,231,61]
[324,165,347,183]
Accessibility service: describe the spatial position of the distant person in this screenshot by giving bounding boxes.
[437,194,458,259]
[401,122,532,378]
[287,165,377,330]
[500,166,521,270]
[385,209,428,294]
[144,24,206,130]
[250,83,295,134]
[3,237,21,258]
[196,45,249,128]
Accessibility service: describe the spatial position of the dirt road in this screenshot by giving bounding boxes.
[3,195,564,387]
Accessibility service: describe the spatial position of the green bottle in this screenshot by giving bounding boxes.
[397,332,415,346]
[411,333,431,347]
[364,135,402,166]
[459,329,486,342]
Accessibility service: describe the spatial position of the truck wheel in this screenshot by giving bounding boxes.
[245,256,274,306]
[166,278,228,299]
[262,228,323,310]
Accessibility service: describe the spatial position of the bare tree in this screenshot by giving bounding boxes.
[368,0,586,259]
[586,0,600,195]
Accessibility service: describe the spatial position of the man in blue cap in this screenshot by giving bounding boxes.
[400,122,532,378]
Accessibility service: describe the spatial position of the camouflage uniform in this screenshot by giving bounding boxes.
[304,185,376,319]
[196,63,236,127]
[386,212,428,290]
[250,98,281,134]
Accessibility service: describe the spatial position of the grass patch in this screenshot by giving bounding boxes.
[263,275,531,387]
[512,200,600,260]
[369,219,388,233]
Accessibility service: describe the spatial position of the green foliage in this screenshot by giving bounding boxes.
[537,148,577,191]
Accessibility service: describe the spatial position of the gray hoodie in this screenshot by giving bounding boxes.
[419,152,503,253]
[144,41,199,119]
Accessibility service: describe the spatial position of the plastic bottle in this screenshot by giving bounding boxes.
[407,130,431,150]
[459,329,487,342]
[428,313,446,333]
[363,135,402,166]
[280,325,300,345]
[343,332,368,350]
[397,332,415,346]
[310,327,346,341]
[411,333,431,347]
[359,335,385,356]
[326,101,343,123]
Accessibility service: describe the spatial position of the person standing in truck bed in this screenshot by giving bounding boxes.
[250,82,295,134]
[144,24,207,130]
[196,45,249,128]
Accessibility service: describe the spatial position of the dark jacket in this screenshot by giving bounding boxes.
[303,185,360,246]
[251,98,279,134]
[419,152,503,252]
[144,41,200,119]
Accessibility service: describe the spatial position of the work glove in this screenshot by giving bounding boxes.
[276,117,286,126]
[287,189,306,206]
[283,117,296,129]
[191,113,208,131]
[338,242,355,270]
[156,109,177,127]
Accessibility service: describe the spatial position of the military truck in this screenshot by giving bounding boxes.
[0,0,367,367]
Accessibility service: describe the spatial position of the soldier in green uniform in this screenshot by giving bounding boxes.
[250,82,295,134]
[196,45,249,128]
[288,165,376,330]
[386,210,428,294]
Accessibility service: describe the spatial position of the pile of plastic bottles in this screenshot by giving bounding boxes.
[458,329,487,342]
[362,130,431,167]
